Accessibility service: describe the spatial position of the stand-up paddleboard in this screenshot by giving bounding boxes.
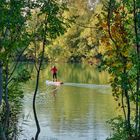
[46,80,63,86]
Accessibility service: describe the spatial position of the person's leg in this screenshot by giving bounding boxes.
[55,73,57,81]
[53,73,55,81]
[54,73,57,81]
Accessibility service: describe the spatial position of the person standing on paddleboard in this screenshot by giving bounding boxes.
[51,66,58,81]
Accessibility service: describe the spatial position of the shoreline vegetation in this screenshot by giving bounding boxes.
[17,54,101,65]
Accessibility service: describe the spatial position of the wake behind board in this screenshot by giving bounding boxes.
[46,80,63,86]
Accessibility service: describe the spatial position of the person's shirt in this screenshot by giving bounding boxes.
[51,67,57,74]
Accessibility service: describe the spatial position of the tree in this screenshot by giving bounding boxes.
[29,0,71,139]
[0,0,31,139]
[98,0,140,139]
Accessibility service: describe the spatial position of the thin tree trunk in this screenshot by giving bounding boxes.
[33,15,47,139]
[33,70,41,140]
[0,61,3,105]
[133,0,140,135]
[123,66,132,136]
[0,63,6,140]
[0,123,6,140]
[121,92,127,122]
[124,89,131,135]
[3,62,10,135]
[33,43,46,140]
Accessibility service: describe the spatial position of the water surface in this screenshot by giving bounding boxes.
[18,63,117,140]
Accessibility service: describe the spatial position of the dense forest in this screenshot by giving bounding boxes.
[0,0,140,140]
[25,0,102,64]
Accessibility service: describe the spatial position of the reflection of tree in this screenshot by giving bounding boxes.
[56,63,110,84]
[48,87,117,133]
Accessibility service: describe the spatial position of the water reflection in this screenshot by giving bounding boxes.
[18,63,117,140]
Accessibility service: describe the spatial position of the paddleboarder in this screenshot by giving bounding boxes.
[51,66,58,82]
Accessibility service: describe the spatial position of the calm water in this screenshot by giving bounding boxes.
[17,63,117,140]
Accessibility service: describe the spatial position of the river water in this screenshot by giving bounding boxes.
[17,63,117,140]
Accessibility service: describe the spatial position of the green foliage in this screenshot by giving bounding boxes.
[27,0,72,64]
[106,116,129,140]
[43,0,102,63]
[98,0,140,139]
[13,68,31,83]
[0,0,32,139]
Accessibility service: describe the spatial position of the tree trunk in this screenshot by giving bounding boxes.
[123,64,132,136]
[121,92,127,122]
[0,61,3,105]
[125,89,131,136]
[0,123,6,140]
[133,0,140,135]
[33,42,46,139]
[33,15,47,139]
[3,62,10,137]
[33,69,41,140]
